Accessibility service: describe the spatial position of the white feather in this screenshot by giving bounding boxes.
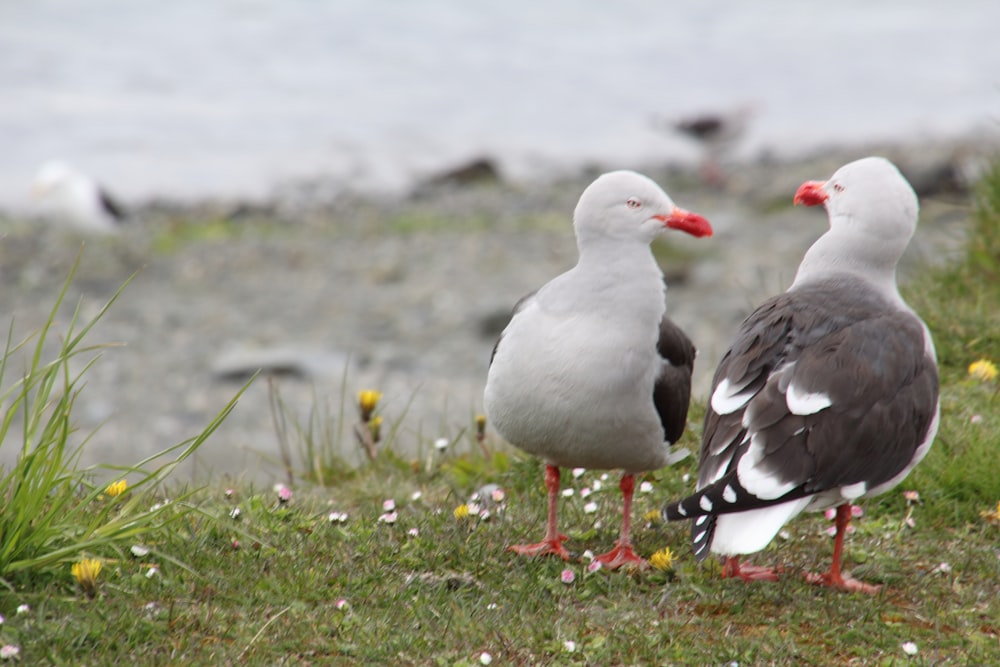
[785,383,832,415]
[710,497,812,556]
[736,433,797,500]
[711,377,756,414]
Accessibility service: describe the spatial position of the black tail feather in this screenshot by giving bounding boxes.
[662,471,811,522]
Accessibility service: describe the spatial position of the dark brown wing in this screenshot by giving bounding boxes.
[663,277,939,559]
[654,316,696,444]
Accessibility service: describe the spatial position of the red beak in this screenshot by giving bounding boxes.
[655,207,713,238]
[794,180,829,207]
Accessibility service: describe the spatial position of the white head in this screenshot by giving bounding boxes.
[792,157,919,288]
[573,170,712,248]
[33,160,83,196]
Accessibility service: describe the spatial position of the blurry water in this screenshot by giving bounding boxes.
[2,0,999,210]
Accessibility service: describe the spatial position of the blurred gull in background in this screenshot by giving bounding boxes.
[32,160,127,234]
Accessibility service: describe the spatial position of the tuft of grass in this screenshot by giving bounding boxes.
[0,254,249,587]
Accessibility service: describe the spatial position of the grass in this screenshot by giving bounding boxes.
[1,166,999,665]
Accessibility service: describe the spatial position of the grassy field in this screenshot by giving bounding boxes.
[1,166,999,665]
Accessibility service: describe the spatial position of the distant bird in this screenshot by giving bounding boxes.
[663,157,939,593]
[666,105,755,186]
[32,160,127,233]
[485,170,713,569]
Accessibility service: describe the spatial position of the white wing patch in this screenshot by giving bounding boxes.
[711,377,757,414]
[785,382,832,415]
[736,433,798,500]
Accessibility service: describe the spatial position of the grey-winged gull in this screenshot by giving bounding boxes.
[485,170,713,569]
[663,157,939,593]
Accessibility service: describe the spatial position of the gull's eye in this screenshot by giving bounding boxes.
[832,182,845,193]
[626,198,642,209]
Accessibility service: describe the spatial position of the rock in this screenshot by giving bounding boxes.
[211,345,354,382]
[416,157,502,191]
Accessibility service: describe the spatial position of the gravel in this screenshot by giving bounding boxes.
[0,139,986,483]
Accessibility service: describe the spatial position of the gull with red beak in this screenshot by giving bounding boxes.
[485,170,712,569]
[663,157,939,593]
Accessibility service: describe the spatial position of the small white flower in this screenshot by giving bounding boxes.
[563,640,577,653]
[0,615,4,624]
[587,560,603,573]
[411,490,423,501]
[0,645,20,660]
[580,487,592,498]
[599,473,609,481]
[639,481,654,493]
[273,483,286,493]
[434,437,450,451]
[581,550,595,562]
[15,605,28,615]
[572,468,586,478]
[335,598,349,610]
[131,545,151,558]
[382,499,396,512]
[328,511,349,523]
[592,480,603,491]
[229,507,242,519]
[561,488,574,498]
[583,501,598,514]
[378,511,398,524]
[778,530,792,540]
[479,651,493,665]
[932,562,952,574]
[478,509,492,521]
[491,488,506,503]
[486,602,498,610]
[408,528,420,537]
[901,641,918,656]
[682,473,691,484]
[467,502,481,515]
[146,567,159,579]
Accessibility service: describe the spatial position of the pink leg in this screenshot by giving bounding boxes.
[594,474,648,570]
[722,556,782,582]
[804,503,881,594]
[509,464,570,560]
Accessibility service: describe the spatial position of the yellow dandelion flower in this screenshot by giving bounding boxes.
[71,558,103,595]
[981,500,1000,525]
[453,504,470,520]
[357,389,383,421]
[968,359,998,382]
[104,479,127,497]
[649,547,675,571]
[643,509,662,524]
